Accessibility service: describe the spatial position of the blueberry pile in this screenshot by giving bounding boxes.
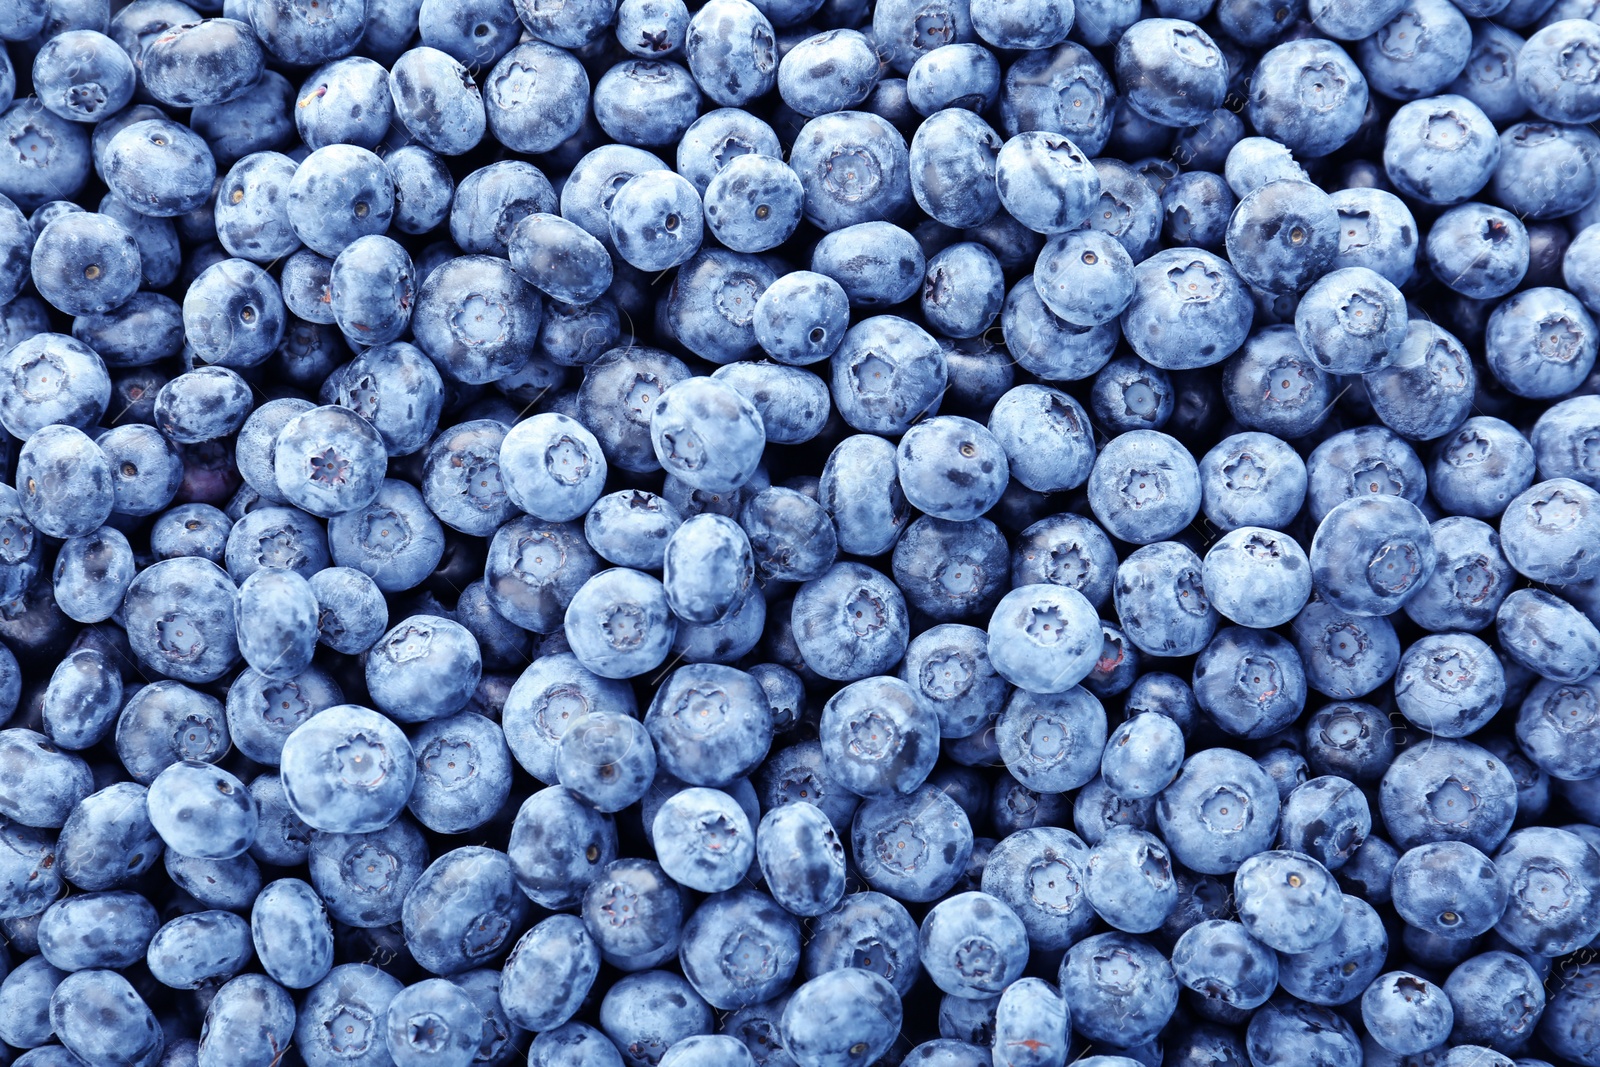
[5,0,1600,1065]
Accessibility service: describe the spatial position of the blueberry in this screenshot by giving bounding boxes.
[1196,433,1304,532]
[1486,286,1599,401]
[812,676,937,801]
[852,784,972,903]
[235,566,319,681]
[562,567,675,679]
[98,424,184,518]
[1245,997,1361,1067]
[244,878,332,991]
[1386,839,1507,950]
[601,970,713,1067]
[1512,17,1600,121]
[288,56,389,150]
[334,346,443,460]
[51,526,135,627]
[192,976,294,1067]
[614,0,689,56]
[661,1035,759,1067]
[908,44,1001,114]
[280,703,416,834]
[1081,826,1177,933]
[283,144,395,261]
[1497,587,1600,683]
[1379,737,1517,852]
[280,253,337,325]
[788,111,912,233]
[756,801,848,917]
[1171,919,1279,1011]
[989,979,1068,1067]
[417,420,512,537]
[144,909,251,991]
[1230,849,1344,955]
[296,964,405,1067]
[780,969,901,1067]
[1421,418,1539,524]
[273,404,388,518]
[55,781,159,891]
[0,2,45,40]
[1362,972,1457,1057]
[911,243,1004,343]
[386,46,486,156]
[672,895,800,1017]
[591,58,702,148]
[603,171,701,273]
[530,1022,627,1067]
[1058,932,1177,1047]
[681,0,775,108]
[1273,774,1370,873]
[1444,950,1545,1053]
[302,566,386,657]
[48,968,164,1067]
[1100,710,1184,800]
[152,366,253,444]
[502,215,612,309]
[1387,631,1500,738]
[136,18,263,109]
[366,151,449,240]
[1111,541,1216,658]
[668,249,780,365]
[31,31,131,129]
[406,713,512,838]
[1156,748,1280,875]
[305,815,429,930]
[642,663,769,788]
[1307,426,1426,523]
[223,505,329,583]
[888,517,1001,622]
[777,30,878,117]
[1125,249,1255,372]
[649,788,755,893]
[28,213,137,323]
[1306,494,1436,618]
[147,758,257,861]
[1246,39,1368,158]
[1157,170,1231,258]
[1516,674,1600,785]
[1112,20,1226,127]
[1011,518,1113,607]
[210,152,298,264]
[551,706,655,814]
[801,889,919,999]
[574,856,683,972]
[320,237,415,347]
[36,890,157,971]
[936,992,1000,1048]
[559,942,670,1053]
[1256,746,1311,804]
[417,0,518,64]
[500,651,629,784]
[1383,93,1499,205]
[402,845,529,977]
[0,100,92,214]
[914,891,1028,999]
[1200,528,1311,632]
[1223,181,1338,298]
[0,817,64,919]
[248,771,314,868]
